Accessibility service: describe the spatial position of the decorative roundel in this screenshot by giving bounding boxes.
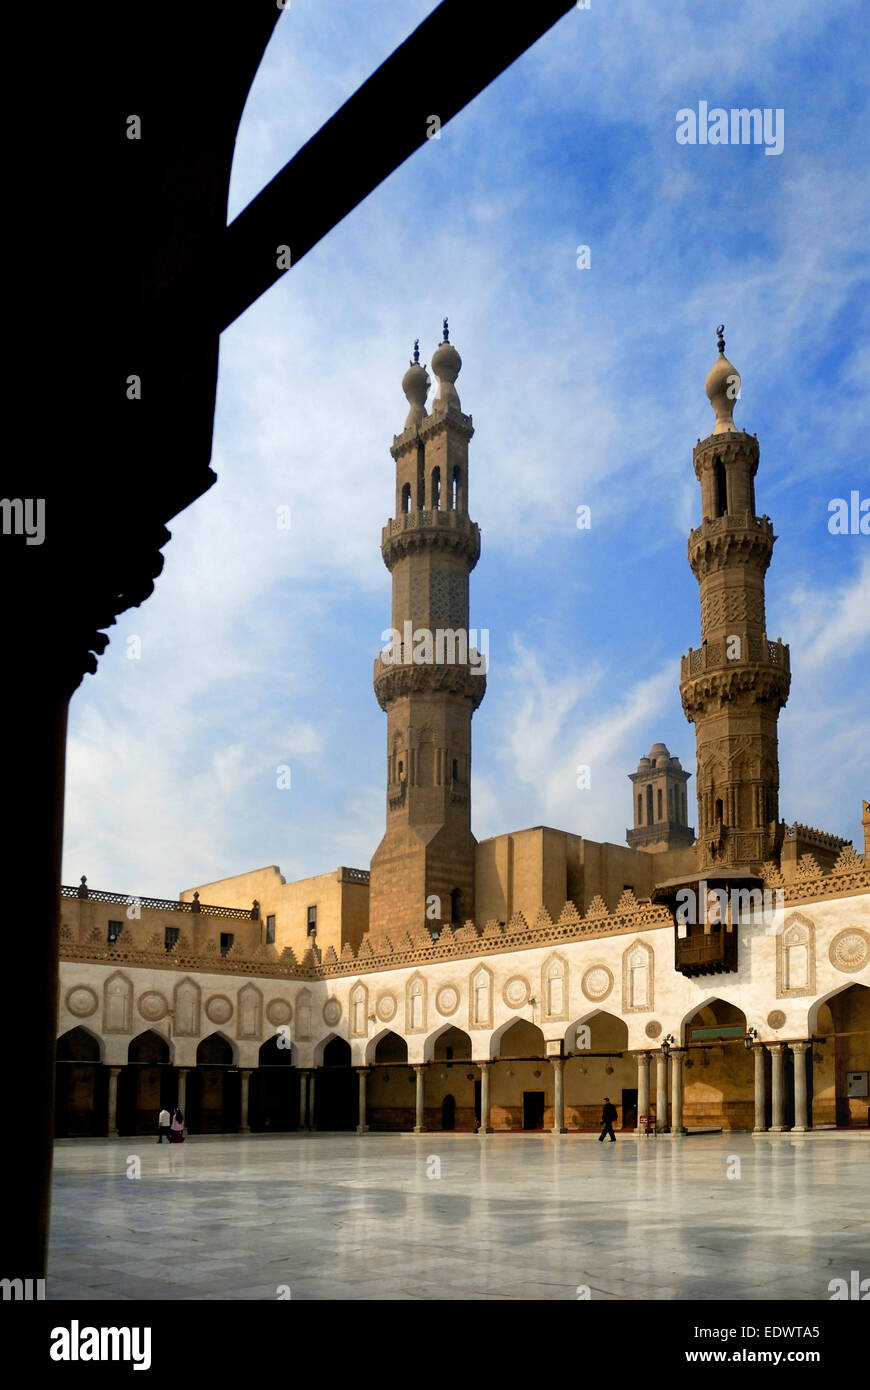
[829,929,870,974]
[322,997,342,1026]
[435,985,459,1017]
[266,999,293,1026]
[503,976,530,1008]
[582,966,613,1002]
[376,992,397,1022]
[645,1020,662,1039]
[205,995,233,1025]
[65,985,98,1018]
[767,1010,787,1030]
[138,991,168,1022]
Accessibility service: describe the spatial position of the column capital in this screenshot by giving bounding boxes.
[108,1065,122,1076]
[768,1041,785,1055]
[356,1066,371,1075]
[789,1040,810,1054]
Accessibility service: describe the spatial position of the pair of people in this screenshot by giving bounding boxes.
[157,1106,185,1143]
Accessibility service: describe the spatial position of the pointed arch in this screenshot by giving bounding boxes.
[776,912,816,998]
[405,971,428,1033]
[621,939,654,1013]
[103,970,133,1033]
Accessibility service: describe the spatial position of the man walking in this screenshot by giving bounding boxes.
[157,1106,171,1143]
[598,1096,618,1142]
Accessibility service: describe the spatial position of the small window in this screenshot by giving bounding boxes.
[431,466,441,510]
[307,906,317,936]
[637,793,642,825]
[107,920,123,944]
[220,932,234,956]
[452,758,459,782]
[657,788,663,821]
[265,914,276,945]
[401,482,411,514]
[164,926,180,952]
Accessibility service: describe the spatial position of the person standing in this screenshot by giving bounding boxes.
[170,1105,185,1144]
[598,1096,618,1142]
[157,1106,171,1143]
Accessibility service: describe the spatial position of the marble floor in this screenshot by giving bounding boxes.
[47,1131,869,1301]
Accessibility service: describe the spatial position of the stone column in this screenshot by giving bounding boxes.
[298,1070,308,1131]
[479,1061,493,1134]
[670,1050,687,1134]
[769,1044,788,1131]
[414,1065,426,1134]
[790,1042,810,1132]
[550,1056,566,1134]
[239,1068,252,1134]
[308,1070,316,1131]
[636,1052,651,1130]
[356,1068,370,1135]
[753,1046,767,1132]
[107,1066,121,1138]
[655,1050,670,1133]
[176,1067,188,1116]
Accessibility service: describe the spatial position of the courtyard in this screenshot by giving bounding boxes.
[47,1131,869,1301]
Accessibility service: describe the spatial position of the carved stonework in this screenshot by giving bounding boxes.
[237,983,263,1040]
[503,976,530,1008]
[581,965,613,1003]
[265,998,292,1027]
[349,981,368,1038]
[645,1020,662,1040]
[137,990,168,1022]
[622,940,654,1013]
[174,977,201,1036]
[468,964,493,1030]
[205,995,233,1026]
[405,972,427,1033]
[376,991,398,1022]
[540,952,569,1021]
[65,985,98,1019]
[435,985,459,1017]
[776,912,816,997]
[295,988,312,1040]
[767,1010,786,1030]
[829,929,870,974]
[322,997,342,1027]
[103,971,133,1033]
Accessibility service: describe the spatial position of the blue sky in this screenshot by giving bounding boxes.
[64,0,869,898]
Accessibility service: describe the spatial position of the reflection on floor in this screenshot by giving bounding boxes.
[48,1131,869,1301]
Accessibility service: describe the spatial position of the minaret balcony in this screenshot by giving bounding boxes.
[681,636,789,681]
[688,510,773,549]
[688,512,775,577]
[381,510,480,568]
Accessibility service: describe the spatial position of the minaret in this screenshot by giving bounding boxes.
[680,328,790,872]
[369,324,486,937]
[627,743,694,853]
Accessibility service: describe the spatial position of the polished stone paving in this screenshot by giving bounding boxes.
[47,1131,869,1300]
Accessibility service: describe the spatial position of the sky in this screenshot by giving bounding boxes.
[63,0,870,899]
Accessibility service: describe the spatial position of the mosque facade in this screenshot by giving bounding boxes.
[54,331,870,1140]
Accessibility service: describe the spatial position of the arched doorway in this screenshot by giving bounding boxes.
[563,1012,631,1131]
[682,999,753,1129]
[251,1035,299,1132]
[367,1031,411,1132]
[314,1037,358,1131]
[117,1030,173,1136]
[187,1033,240,1134]
[429,1026,475,1130]
[493,1019,546,1130]
[55,1027,108,1137]
[812,983,869,1128]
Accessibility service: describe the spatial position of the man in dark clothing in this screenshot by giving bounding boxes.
[598,1097,618,1142]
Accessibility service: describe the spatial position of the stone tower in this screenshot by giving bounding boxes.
[627,742,694,852]
[369,325,486,937]
[679,329,791,873]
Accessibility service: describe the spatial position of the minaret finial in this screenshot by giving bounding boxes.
[716,323,725,355]
[442,317,449,343]
[412,339,420,364]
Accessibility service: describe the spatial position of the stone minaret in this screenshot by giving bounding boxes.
[369,325,486,937]
[627,743,694,853]
[680,328,790,872]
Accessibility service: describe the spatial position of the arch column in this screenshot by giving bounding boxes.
[790,1042,810,1132]
[107,1066,121,1138]
[239,1068,252,1134]
[753,1045,767,1133]
[636,1051,651,1129]
[670,1050,687,1135]
[413,1064,426,1134]
[308,1069,316,1131]
[356,1068,370,1135]
[655,1050,670,1133]
[769,1044,788,1131]
[176,1067,189,1116]
[550,1056,566,1134]
[478,1061,493,1134]
[298,1070,308,1130]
